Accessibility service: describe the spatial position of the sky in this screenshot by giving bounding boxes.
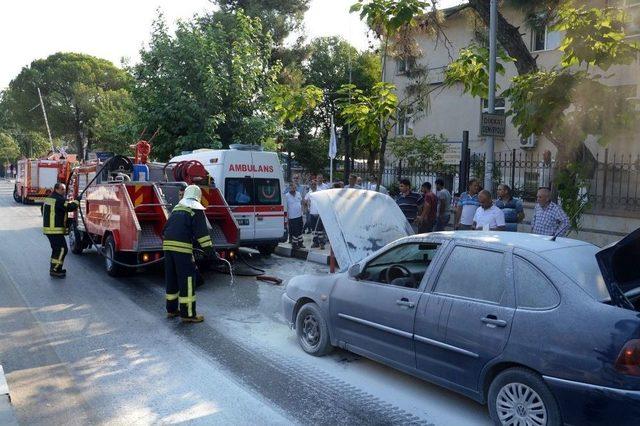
[0,0,463,89]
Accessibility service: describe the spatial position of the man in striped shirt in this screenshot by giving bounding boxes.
[395,178,423,232]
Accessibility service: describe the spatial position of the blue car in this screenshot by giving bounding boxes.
[282,189,640,426]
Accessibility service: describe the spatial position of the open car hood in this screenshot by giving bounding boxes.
[310,189,413,270]
[595,227,640,309]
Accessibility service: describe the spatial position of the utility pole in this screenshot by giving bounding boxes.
[37,87,55,152]
[484,0,497,192]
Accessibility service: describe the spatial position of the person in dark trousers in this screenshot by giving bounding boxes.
[285,182,304,249]
[42,182,80,278]
[417,182,438,233]
[162,185,213,323]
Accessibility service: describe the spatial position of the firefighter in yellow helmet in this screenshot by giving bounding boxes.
[42,182,80,278]
[162,185,213,323]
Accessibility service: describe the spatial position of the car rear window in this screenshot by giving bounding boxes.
[539,245,611,302]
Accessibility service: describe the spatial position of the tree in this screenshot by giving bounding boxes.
[1,52,132,159]
[216,0,310,46]
[133,10,278,160]
[0,132,20,164]
[337,82,398,182]
[90,89,139,154]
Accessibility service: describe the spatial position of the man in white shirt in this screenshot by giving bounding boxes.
[345,174,362,189]
[367,175,388,195]
[473,190,506,231]
[285,182,304,248]
[304,180,326,249]
[316,173,331,191]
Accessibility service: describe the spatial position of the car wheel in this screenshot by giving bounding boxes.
[257,244,276,257]
[295,302,333,357]
[488,367,561,426]
[13,186,21,203]
[69,221,84,255]
[104,235,124,277]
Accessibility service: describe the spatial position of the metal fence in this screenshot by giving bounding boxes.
[342,148,640,214]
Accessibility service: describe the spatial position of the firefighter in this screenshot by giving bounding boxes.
[42,182,80,278]
[162,185,213,323]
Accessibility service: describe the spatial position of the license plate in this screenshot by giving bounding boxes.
[238,219,250,226]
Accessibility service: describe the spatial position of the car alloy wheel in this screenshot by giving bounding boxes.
[302,314,320,348]
[496,382,547,426]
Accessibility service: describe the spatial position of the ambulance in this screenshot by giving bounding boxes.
[169,145,286,255]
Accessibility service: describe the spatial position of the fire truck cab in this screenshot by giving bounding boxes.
[169,145,286,256]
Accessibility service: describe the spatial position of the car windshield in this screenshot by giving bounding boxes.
[368,243,439,267]
[540,245,611,302]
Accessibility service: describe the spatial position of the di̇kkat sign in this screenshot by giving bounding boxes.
[480,113,506,138]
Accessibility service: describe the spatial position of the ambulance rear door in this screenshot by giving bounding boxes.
[251,151,284,241]
[221,150,256,241]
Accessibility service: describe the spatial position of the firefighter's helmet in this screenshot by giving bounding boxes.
[179,185,205,210]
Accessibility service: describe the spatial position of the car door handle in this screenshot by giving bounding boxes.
[482,315,507,327]
[396,298,415,308]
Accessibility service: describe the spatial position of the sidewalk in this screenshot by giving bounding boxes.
[275,232,332,266]
[0,366,17,426]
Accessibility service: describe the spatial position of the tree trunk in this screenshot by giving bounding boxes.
[74,105,84,160]
[377,133,389,192]
[468,0,538,75]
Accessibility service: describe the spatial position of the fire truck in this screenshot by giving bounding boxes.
[67,141,240,276]
[13,156,73,204]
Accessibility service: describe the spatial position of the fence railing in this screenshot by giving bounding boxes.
[340,149,640,214]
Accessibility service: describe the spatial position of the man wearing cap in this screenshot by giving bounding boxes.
[162,185,213,323]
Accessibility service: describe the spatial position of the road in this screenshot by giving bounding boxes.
[0,180,490,425]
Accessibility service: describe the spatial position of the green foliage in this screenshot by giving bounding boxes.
[216,0,310,45]
[1,52,132,159]
[336,82,398,151]
[90,89,138,154]
[555,163,590,232]
[10,130,53,158]
[286,134,330,173]
[133,10,277,160]
[350,0,431,37]
[388,133,446,166]
[0,132,20,162]
[444,43,513,98]
[554,4,640,71]
[270,84,323,124]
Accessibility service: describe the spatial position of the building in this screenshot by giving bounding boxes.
[385,0,640,160]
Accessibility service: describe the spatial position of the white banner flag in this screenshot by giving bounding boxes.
[328,116,337,160]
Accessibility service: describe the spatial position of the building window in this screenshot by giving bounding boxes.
[397,107,414,137]
[531,25,562,51]
[482,98,506,114]
[395,58,415,74]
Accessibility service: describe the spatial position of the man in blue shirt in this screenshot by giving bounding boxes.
[454,178,480,230]
[395,178,423,232]
[495,183,524,232]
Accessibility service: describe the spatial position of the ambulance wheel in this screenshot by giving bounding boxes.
[258,244,276,257]
[69,222,84,255]
[13,186,21,203]
[104,235,124,277]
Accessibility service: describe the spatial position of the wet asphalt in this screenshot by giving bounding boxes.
[0,181,489,425]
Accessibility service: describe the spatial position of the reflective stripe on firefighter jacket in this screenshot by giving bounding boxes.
[42,192,79,235]
[162,205,213,253]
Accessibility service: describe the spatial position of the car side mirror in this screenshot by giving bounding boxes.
[348,264,362,279]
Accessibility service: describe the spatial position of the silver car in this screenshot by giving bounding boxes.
[282,189,640,426]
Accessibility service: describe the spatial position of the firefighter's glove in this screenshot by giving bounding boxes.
[75,194,82,202]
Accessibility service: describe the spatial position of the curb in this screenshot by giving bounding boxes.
[275,244,330,266]
[0,365,17,426]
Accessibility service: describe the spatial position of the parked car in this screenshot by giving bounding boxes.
[282,189,640,426]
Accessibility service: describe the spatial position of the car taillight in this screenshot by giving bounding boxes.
[615,339,640,376]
